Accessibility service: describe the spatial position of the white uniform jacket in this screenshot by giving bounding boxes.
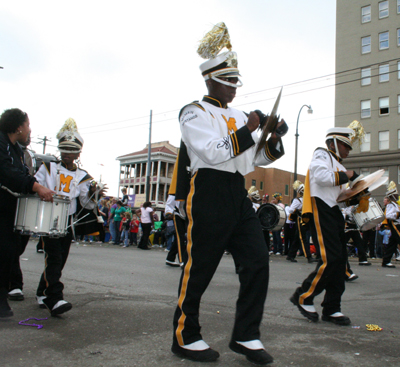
[288,197,303,214]
[35,162,94,215]
[309,148,349,208]
[385,201,400,225]
[179,96,284,176]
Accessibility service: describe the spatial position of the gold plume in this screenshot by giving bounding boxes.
[348,120,365,146]
[292,180,303,191]
[387,181,397,193]
[197,22,232,59]
[56,118,79,139]
[248,186,258,195]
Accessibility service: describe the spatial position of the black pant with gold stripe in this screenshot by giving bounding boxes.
[383,222,400,265]
[173,169,269,347]
[296,197,347,316]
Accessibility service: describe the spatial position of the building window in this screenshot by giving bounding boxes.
[398,0,400,14]
[379,32,389,50]
[362,36,371,53]
[361,67,371,85]
[379,64,389,82]
[362,5,371,23]
[397,28,400,46]
[398,95,400,114]
[251,179,256,187]
[398,62,400,79]
[398,130,400,149]
[285,185,289,196]
[379,97,389,115]
[361,100,371,118]
[360,133,371,152]
[379,1,389,18]
[379,131,389,150]
[398,166,400,185]
[260,181,264,190]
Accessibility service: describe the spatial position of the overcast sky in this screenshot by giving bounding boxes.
[1,0,337,196]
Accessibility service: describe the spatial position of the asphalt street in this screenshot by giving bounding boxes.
[0,240,399,367]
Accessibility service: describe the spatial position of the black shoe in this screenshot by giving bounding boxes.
[229,340,273,365]
[346,274,359,282]
[8,289,24,301]
[290,291,319,322]
[171,343,219,362]
[382,263,396,268]
[43,299,73,317]
[322,314,351,325]
[286,257,297,262]
[307,258,318,263]
[166,260,180,267]
[359,261,371,266]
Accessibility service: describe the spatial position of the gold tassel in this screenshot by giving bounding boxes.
[356,194,370,213]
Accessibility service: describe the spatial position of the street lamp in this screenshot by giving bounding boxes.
[293,104,313,198]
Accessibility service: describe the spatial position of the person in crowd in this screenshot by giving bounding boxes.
[120,211,131,247]
[35,117,106,316]
[113,200,126,245]
[0,108,54,317]
[363,227,377,259]
[138,202,154,250]
[270,193,284,255]
[171,23,286,365]
[121,188,129,206]
[381,183,400,268]
[129,214,140,246]
[108,198,118,244]
[262,194,269,204]
[290,121,365,326]
[284,201,297,260]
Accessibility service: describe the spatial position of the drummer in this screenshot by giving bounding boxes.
[34,118,106,316]
[290,121,365,326]
[0,108,54,318]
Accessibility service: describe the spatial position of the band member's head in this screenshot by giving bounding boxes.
[383,197,390,206]
[143,201,152,208]
[293,180,304,197]
[325,120,365,160]
[248,186,261,203]
[57,118,84,154]
[0,108,31,145]
[198,23,242,105]
[386,181,398,201]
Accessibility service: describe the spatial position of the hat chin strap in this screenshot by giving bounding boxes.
[333,138,342,160]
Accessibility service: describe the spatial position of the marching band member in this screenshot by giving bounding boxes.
[290,121,365,326]
[172,23,286,365]
[286,181,316,263]
[35,118,106,316]
[0,109,53,318]
[342,205,371,266]
[381,182,400,268]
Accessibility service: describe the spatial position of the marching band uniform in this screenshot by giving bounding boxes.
[382,182,400,268]
[342,206,371,265]
[172,23,285,365]
[290,123,365,326]
[286,182,315,263]
[283,205,296,257]
[35,118,97,316]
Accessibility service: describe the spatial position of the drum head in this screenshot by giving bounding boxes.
[257,204,280,231]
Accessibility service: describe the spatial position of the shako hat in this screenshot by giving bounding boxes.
[386,181,398,196]
[248,186,261,201]
[198,22,242,88]
[57,118,84,153]
[293,180,304,194]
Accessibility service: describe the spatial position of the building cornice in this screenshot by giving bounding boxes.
[345,151,400,168]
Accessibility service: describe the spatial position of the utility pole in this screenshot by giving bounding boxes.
[37,136,51,154]
[145,110,152,203]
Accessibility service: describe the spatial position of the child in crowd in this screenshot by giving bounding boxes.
[129,214,140,246]
[379,226,391,247]
[120,212,131,248]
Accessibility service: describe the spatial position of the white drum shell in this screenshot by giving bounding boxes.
[353,198,384,231]
[257,203,286,231]
[14,195,70,237]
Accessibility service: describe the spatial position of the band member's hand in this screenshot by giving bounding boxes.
[33,182,55,202]
[247,111,260,133]
[345,170,355,179]
[270,119,287,139]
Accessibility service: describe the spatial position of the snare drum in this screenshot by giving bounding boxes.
[257,203,286,231]
[353,198,384,231]
[14,195,70,237]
